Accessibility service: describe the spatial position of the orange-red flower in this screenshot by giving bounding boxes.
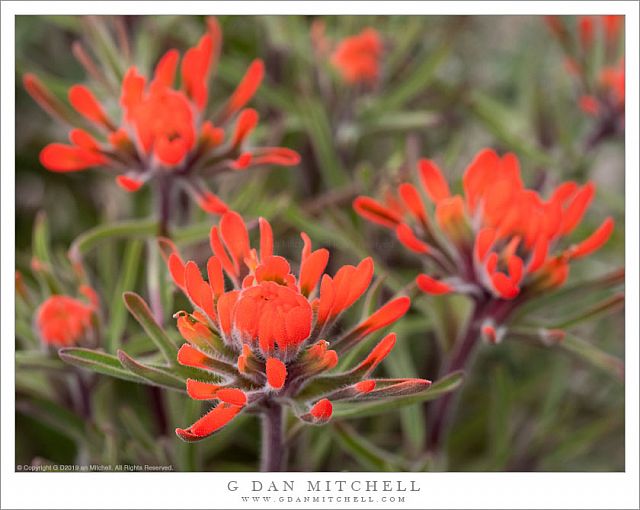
[24,17,300,214]
[162,211,429,441]
[35,286,99,347]
[331,28,383,85]
[354,148,614,307]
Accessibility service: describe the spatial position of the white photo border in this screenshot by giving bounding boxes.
[1,2,638,509]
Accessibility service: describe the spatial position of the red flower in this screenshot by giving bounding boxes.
[331,28,383,85]
[24,17,300,214]
[162,211,429,441]
[35,287,98,347]
[354,148,614,305]
[600,59,625,107]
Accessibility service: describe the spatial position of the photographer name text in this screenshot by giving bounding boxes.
[227,480,420,493]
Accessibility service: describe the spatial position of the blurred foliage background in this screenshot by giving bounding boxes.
[15,15,624,471]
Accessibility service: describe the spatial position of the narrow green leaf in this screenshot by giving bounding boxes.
[81,16,126,82]
[385,17,426,75]
[117,350,185,391]
[333,422,403,472]
[559,334,624,380]
[552,294,624,330]
[371,41,451,114]
[123,291,178,364]
[106,240,144,352]
[511,268,624,320]
[119,407,163,456]
[31,211,62,294]
[69,219,158,261]
[32,211,52,266]
[16,394,93,445]
[15,320,39,349]
[360,276,387,320]
[361,110,440,135]
[467,91,552,166]
[385,333,425,453]
[488,366,512,469]
[541,415,619,468]
[172,220,214,246]
[297,97,349,188]
[332,371,464,419]
[59,347,144,384]
[295,372,361,402]
[16,351,66,371]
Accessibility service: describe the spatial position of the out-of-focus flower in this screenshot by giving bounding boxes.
[330,28,383,85]
[161,211,429,441]
[354,148,614,325]
[35,286,99,347]
[599,58,625,108]
[24,17,300,214]
[545,15,624,132]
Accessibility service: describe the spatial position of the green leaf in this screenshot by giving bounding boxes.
[106,240,144,353]
[33,211,52,266]
[117,350,185,391]
[295,372,361,402]
[332,422,404,471]
[559,334,624,380]
[488,366,512,469]
[69,219,158,261]
[385,17,427,75]
[384,333,425,453]
[123,291,178,364]
[332,371,464,419]
[360,275,388,320]
[551,294,624,330]
[15,351,67,371]
[361,110,440,135]
[372,41,451,114]
[467,90,552,166]
[541,414,619,468]
[172,220,214,246]
[80,16,126,82]
[297,97,349,188]
[119,407,166,460]
[59,347,145,384]
[16,394,95,445]
[32,211,62,294]
[511,268,624,321]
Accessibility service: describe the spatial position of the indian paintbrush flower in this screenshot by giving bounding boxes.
[355,148,616,451]
[330,28,383,85]
[160,211,430,444]
[354,148,614,336]
[35,286,99,348]
[23,17,300,215]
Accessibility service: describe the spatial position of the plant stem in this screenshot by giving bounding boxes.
[146,175,173,435]
[261,401,285,472]
[74,370,92,420]
[427,302,484,454]
[157,175,172,238]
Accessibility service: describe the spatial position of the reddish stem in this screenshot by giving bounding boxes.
[427,301,485,453]
[261,401,285,472]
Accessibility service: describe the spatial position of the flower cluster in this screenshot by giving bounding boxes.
[24,18,300,214]
[331,28,383,85]
[310,22,383,87]
[35,286,99,348]
[354,148,614,337]
[545,15,624,126]
[161,211,430,441]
